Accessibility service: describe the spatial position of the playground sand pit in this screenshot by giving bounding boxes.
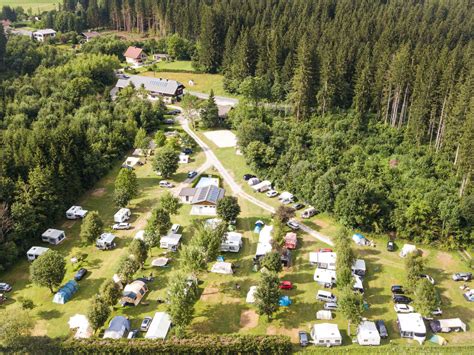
[204,130,237,148]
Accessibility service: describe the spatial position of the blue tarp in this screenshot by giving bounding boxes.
[53,280,78,304]
[279,295,292,307]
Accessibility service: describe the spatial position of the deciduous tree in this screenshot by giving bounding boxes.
[260,252,283,273]
[216,196,240,222]
[255,272,281,320]
[339,286,364,336]
[159,192,182,215]
[30,250,66,293]
[87,296,111,332]
[0,309,33,346]
[99,279,121,307]
[153,146,179,178]
[114,168,139,207]
[80,211,103,245]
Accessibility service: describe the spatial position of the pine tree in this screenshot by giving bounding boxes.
[196,6,223,73]
[200,90,219,128]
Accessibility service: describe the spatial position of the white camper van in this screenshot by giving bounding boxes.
[41,229,66,245]
[27,246,50,261]
[96,233,117,250]
[114,208,131,223]
[66,206,88,220]
[302,207,317,219]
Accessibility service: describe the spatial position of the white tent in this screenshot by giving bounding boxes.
[134,230,145,240]
[310,323,342,347]
[145,312,171,339]
[256,225,273,257]
[357,321,381,346]
[278,191,294,201]
[151,257,169,267]
[246,286,258,303]
[210,262,233,274]
[68,314,92,339]
[316,310,333,320]
[179,153,189,164]
[400,244,417,258]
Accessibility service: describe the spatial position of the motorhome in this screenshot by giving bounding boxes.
[26,246,50,261]
[41,229,66,245]
[220,232,243,252]
[114,208,131,223]
[66,206,88,220]
[302,207,317,219]
[96,233,117,250]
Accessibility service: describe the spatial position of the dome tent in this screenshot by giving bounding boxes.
[53,280,78,304]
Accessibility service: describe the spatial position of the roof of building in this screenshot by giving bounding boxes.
[34,29,56,35]
[82,31,100,39]
[124,46,144,59]
[42,229,64,239]
[116,75,184,96]
[191,185,225,205]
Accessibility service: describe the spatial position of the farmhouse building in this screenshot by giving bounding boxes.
[179,185,225,215]
[115,75,185,103]
[33,29,56,42]
[124,46,147,66]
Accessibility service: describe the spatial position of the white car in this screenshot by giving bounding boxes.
[420,274,435,285]
[266,190,279,198]
[112,222,131,230]
[281,198,294,205]
[394,304,414,313]
[286,220,300,230]
[159,180,174,188]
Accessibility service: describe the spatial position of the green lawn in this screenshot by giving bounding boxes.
[141,71,235,98]
[0,0,58,12]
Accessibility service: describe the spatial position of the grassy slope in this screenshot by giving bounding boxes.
[0,0,58,12]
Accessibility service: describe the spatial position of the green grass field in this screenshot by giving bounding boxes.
[1,123,473,349]
[0,0,58,12]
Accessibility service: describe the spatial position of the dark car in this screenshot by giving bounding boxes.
[387,240,395,252]
[167,109,181,115]
[243,174,256,181]
[127,329,139,339]
[391,285,404,294]
[187,170,198,179]
[183,148,193,155]
[392,295,412,304]
[298,331,309,347]
[74,268,88,281]
[375,320,388,339]
[292,203,304,210]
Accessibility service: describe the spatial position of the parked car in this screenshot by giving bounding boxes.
[112,222,131,230]
[392,295,412,304]
[187,170,198,179]
[391,285,404,294]
[140,316,153,331]
[243,174,256,181]
[279,281,293,290]
[316,248,333,253]
[171,224,181,233]
[431,308,443,316]
[394,304,414,313]
[420,274,435,284]
[452,272,472,281]
[286,220,300,230]
[0,283,12,292]
[167,109,180,115]
[127,329,139,339]
[298,331,309,347]
[387,240,395,252]
[163,118,175,124]
[317,290,337,302]
[183,148,193,155]
[324,302,338,311]
[281,198,293,205]
[159,180,174,188]
[74,268,88,281]
[292,203,304,210]
[266,190,279,198]
[375,320,388,338]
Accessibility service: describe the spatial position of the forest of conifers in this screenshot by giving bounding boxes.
[0,0,472,271]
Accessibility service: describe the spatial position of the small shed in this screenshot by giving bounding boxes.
[103,316,130,339]
[145,312,172,339]
[310,323,342,347]
[53,280,79,304]
[400,244,417,258]
[41,229,66,245]
[27,246,50,261]
[211,262,233,275]
[357,321,381,346]
[179,153,189,164]
[120,280,148,306]
[352,233,368,246]
[284,232,297,249]
[246,286,258,303]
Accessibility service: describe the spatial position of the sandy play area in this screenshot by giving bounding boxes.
[204,130,237,148]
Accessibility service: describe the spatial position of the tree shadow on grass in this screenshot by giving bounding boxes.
[133,198,156,216]
[37,309,62,320]
[277,301,318,329]
[74,277,105,301]
[85,258,103,270]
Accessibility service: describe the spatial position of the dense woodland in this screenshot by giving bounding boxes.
[0,35,164,271]
[0,0,472,271]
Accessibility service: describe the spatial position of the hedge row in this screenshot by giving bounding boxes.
[2,334,292,354]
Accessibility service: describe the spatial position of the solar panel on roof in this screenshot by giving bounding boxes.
[208,186,220,202]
